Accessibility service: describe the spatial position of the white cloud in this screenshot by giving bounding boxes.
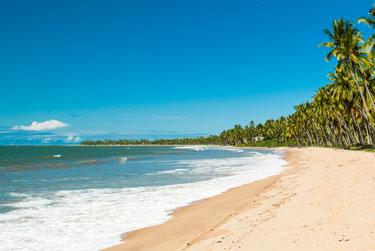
[64,135,81,143]
[12,119,68,131]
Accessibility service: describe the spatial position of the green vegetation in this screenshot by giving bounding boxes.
[82,5,374,149]
[81,136,221,146]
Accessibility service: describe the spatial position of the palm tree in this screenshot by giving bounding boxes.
[358,4,375,29]
[320,19,375,121]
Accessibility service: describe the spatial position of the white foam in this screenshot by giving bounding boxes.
[8,192,29,198]
[174,145,246,153]
[173,145,206,151]
[118,157,128,164]
[77,159,101,164]
[52,155,62,158]
[153,168,189,175]
[0,150,286,251]
[219,147,244,153]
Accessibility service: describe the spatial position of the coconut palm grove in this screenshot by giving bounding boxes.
[82,4,375,149]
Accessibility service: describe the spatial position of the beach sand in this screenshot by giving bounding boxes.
[105,147,375,251]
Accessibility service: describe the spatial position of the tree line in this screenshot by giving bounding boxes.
[81,136,220,146]
[82,5,374,149]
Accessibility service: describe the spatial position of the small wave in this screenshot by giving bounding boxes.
[52,154,62,158]
[118,157,128,164]
[247,151,264,156]
[174,146,245,153]
[154,168,189,175]
[40,177,91,182]
[174,146,206,151]
[5,197,54,209]
[77,159,101,165]
[8,193,29,198]
[221,148,244,153]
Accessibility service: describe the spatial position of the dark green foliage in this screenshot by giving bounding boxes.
[81,135,220,146]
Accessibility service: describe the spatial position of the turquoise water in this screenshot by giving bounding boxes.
[0,145,285,251]
[1,145,252,211]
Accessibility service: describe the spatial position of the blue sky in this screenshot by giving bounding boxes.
[0,0,373,144]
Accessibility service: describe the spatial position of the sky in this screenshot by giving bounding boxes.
[0,0,373,144]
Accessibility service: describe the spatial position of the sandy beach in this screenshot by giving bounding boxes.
[105,147,375,251]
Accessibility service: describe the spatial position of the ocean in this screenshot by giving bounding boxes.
[0,145,285,251]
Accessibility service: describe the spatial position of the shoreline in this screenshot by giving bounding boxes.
[103,148,292,251]
[105,176,282,251]
[104,147,375,251]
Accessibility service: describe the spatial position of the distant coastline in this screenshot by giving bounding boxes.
[81,137,287,148]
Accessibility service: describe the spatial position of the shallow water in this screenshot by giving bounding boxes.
[0,145,285,251]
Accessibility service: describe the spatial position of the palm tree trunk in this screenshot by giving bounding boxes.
[351,110,365,145]
[350,68,374,125]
